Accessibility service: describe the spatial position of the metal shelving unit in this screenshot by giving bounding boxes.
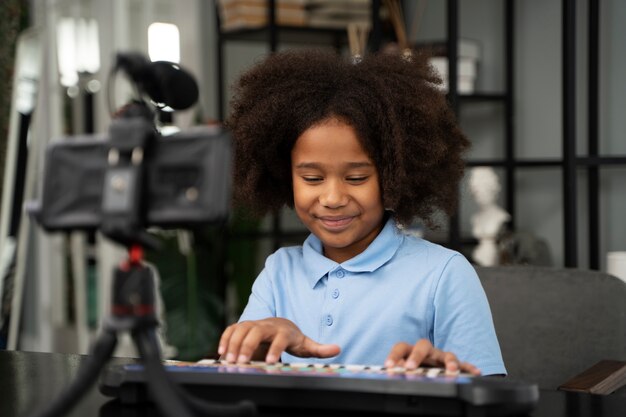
[447,0,624,269]
[444,0,516,251]
[214,0,623,270]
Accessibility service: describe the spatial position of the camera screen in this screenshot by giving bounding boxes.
[38,126,232,231]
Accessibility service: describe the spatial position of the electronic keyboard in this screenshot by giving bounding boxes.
[100,360,539,416]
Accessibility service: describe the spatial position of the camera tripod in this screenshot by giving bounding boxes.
[25,53,251,416]
[27,244,256,417]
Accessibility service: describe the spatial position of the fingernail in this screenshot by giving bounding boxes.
[225,353,235,363]
[405,360,417,369]
[266,354,277,363]
[237,354,248,363]
[384,360,394,368]
[217,345,224,355]
[446,364,460,375]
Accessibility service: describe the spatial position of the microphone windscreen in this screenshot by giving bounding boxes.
[115,53,199,110]
[151,61,199,110]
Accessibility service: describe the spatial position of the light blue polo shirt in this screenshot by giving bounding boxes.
[239,218,506,376]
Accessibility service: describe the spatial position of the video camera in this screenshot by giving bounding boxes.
[32,52,231,246]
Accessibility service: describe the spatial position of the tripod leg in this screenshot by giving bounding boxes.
[134,329,256,417]
[133,328,195,417]
[26,330,118,417]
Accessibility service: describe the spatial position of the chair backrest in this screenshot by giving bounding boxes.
[476,266,626,394]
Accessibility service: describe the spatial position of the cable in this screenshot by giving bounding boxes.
[133,329,195,417]
[135,329,257,417]
[27,330,118,417]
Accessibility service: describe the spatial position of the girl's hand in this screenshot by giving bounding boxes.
[384,339,481,375]
[218,318,341,364]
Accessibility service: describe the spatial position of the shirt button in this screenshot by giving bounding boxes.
[332,288,340,299]
[324,314,333,326]
[336,269,345,278]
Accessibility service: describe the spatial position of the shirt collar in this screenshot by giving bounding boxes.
[302,217,404,288]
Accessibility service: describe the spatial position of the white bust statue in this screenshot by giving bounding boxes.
[469,167,510,266]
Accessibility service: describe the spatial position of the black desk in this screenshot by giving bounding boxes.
[1,350,625,417]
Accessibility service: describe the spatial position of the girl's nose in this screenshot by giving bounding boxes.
[319,181,348,208]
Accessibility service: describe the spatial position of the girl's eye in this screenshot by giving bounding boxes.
[302,176,323,183]
[347,176,368,183]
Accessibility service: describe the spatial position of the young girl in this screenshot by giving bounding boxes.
[218,49,506,376]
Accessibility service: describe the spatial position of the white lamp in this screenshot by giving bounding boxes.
[148,22,180,64]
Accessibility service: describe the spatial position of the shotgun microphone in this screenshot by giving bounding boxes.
[114,52,199,110]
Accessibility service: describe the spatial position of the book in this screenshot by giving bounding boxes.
[218,0,310,31]
[558,360,626,395]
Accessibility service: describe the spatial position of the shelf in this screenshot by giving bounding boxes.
[467,158,562,168]
[220,24,348,38]
[219,25,348,45]
[467,156,626,169]
[458,93,508,102]
[576,156,626,167]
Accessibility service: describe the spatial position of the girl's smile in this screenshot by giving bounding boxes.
[317,215,355,231]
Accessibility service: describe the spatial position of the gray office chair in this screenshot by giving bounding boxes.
[475,266,626,395]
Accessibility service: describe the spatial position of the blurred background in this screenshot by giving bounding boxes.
[0,0,624,360]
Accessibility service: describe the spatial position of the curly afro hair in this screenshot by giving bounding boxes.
[226,48,469,227]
